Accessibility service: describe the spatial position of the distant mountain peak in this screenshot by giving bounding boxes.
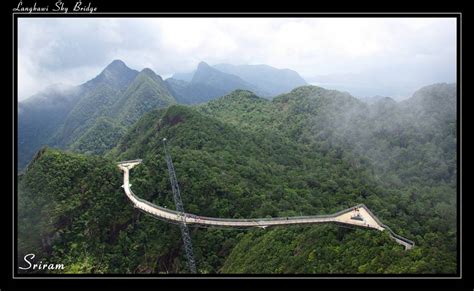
[139,68,163,82]
[84,60,138,90]
[192,62,220,83]
[212,63,307,97]
[140,67,156,76]
[104,59,129,73]
[197,61,212,70]
[100,59,134,79]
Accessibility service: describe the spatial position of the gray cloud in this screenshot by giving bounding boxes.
[18,17,456,101]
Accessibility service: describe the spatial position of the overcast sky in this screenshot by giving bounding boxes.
[18,17,456,101]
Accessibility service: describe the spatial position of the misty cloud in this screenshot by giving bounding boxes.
[18,17,456,101]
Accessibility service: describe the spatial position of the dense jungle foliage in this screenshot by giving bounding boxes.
[18,84,457,274]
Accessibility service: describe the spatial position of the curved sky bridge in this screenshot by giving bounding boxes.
[117,159,414,250]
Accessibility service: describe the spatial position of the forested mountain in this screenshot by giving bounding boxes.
[165,62,267,104]
[18,83,457,274]
[82,59,139,91]
[18,60,175,169]
[18,60,308,170]
[61,66,175,154]
[213,63,307,96]
[167,62,308,102]
[110,68,176,126]
[50,60,139,149]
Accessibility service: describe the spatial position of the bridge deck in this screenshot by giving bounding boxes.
[117,160,414,250]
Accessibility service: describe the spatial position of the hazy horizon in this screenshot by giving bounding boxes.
[18,18,456,101]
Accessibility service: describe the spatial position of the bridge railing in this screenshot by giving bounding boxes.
[117,159,143,165]
[121,162,363,223]
[122,165,415,248]
[126,184,360,223]
[357,204,415,248]
[134,189,414,246]
[381,223,415,247]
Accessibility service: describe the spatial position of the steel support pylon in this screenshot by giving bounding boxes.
[162,138,197,274]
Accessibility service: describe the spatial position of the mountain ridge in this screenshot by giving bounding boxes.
[170,62,308,100]
[18,60,176,169]
[18,81,457,274]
